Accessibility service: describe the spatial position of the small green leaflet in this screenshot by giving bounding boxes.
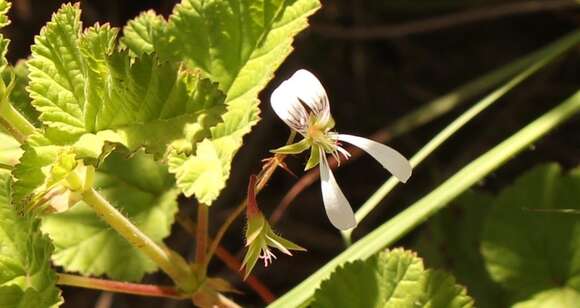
[27,3,225,157]
[0,169,62,308]
[121,10,166,56]
[161,0,321,204]
[311,248,474,308]
[41,151,180,281]
[481,164,580,307]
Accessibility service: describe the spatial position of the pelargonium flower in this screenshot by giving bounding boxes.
[270,69,412,230]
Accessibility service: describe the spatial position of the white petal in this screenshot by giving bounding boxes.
[337,134,412,183]
[319,151,356,230]
[270,79,309,133]
[286,69,331,123]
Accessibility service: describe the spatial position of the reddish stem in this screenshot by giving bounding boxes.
[214,245,276,303]
[56,273,186,299]
[196,203,209,270]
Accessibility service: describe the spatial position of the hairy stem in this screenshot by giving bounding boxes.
[56,273,187,299]
[82,188,195,291]
[0,101,35,143]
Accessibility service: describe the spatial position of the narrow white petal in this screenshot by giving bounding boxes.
[319,152,356,230]
[270,80,309,133]
[337,134,412,183]
[287,69,331,123]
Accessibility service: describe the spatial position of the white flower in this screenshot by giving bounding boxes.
[270,69,412,230]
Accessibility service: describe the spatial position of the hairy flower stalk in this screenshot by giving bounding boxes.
[242,175,305,278]
[271,69,412,230]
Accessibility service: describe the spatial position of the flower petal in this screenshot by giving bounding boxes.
[286,69,331,124]
[319,152,356,230]
[337,134,412,183]
[270,79,309,133]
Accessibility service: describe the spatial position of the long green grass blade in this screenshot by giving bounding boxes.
[342,29,580,244]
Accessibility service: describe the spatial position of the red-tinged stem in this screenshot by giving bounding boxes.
[196,203,209,274]
[214,245,276,303]
[56,273,187,299]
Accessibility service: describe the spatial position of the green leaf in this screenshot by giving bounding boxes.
[27,4,225,156]
[1,61,40,126]
[41,151,180,281]
[414,191,507,308]
[164,0,320,203]
[121,10,166,56]
[27,3,86,135]
[11,134,62,206]
[311,248,474,308]
[168,138,237,203]
[0,132,22,167]
[0,169,62,308]
[0,0,10,72]
[481,163,580,307]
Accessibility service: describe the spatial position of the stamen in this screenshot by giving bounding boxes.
[259,248,277,267]
[336,146,351,160]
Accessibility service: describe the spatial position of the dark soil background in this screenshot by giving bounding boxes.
[5,0,580,307]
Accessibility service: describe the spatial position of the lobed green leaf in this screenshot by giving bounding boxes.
[27,4,226,157]
[121,10,166,56]
[414,191,507,308]
[164,0,321,204]
[311,248,474,308]
[481,164,580,307]
[0,169,62,308]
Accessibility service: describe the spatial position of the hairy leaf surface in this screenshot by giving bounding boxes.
[311,249,474,308]
[27,4,225,156]
[415,191,507,308]
[482,164,580,307]
[0,169,62,308]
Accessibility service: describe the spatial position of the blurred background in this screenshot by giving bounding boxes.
[5,0,580,307]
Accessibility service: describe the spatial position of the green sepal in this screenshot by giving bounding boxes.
[242,211,305,279]
[305,145,321,170]
[271,138,311,155]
